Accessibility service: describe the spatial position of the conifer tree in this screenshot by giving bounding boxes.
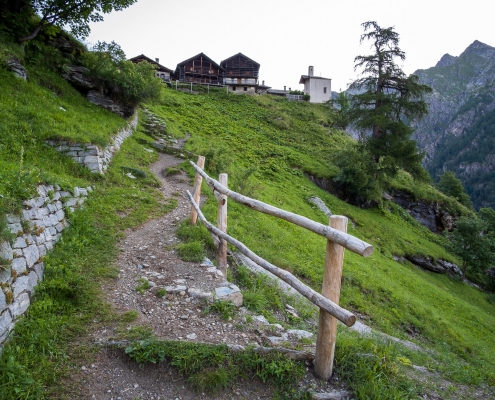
[349,21,432,181]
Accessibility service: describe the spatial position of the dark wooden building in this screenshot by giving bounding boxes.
[129,54,173,81]
[220,52,260,93]
[174,53,224,84]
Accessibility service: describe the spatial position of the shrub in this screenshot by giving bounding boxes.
[82,41,162,107]
[332,145,381,202]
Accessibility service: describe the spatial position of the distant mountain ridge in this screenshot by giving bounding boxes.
[412,40,495,209]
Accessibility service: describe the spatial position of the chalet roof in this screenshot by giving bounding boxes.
[220,52,260,68]
[299,75,331,84]
[128,54,173,73]
[175,52,225,71]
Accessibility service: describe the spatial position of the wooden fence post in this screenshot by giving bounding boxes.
[314,215,348,380]
[190,156,205,225]
[216,173,228,277]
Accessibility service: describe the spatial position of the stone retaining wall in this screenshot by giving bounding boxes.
[0,184,90,344]
[45,114,138,173]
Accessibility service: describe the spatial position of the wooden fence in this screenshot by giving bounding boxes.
[186,157,373,380]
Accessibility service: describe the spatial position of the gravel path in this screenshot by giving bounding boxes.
[66,148,350,400]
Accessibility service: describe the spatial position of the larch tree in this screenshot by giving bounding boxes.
[348,21,432,181]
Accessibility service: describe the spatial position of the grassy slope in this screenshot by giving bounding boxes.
[0,55,493,396]
[0,66,126,215]
[148,87,495,387]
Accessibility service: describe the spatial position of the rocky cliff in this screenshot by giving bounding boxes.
[412,40,495,209]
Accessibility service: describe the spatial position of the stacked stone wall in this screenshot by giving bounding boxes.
[0,184,90,345]
[45,113,138,173]
[1,115,137,345]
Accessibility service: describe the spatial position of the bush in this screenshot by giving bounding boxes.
[332,145,381,202]
[82,41,162,107]
[436,171,473,210]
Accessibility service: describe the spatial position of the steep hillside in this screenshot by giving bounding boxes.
[412,40,495,209]
[147,87,495,395]
[1,38,494,397]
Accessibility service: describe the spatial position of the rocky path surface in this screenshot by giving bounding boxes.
[73,151,348,400]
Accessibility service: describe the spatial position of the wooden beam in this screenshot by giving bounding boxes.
[189,161,373,257]
[186,190,356,327]
[217,174,228,277]
[189,156,205,225]
[314,216,347,380]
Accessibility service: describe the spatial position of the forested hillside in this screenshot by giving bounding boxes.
[412,40,495,209]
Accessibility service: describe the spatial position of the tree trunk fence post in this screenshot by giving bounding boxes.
[314,215,348,381]
[216,173,228,277]
[189,156,205,225]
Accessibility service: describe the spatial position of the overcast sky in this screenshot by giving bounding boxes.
[87,0,495,92]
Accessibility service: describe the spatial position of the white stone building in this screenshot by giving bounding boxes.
[299,66,331,103]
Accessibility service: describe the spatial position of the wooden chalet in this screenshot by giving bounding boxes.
[129,54,173,81]
[220,52,260,93]
[174,53,224,85]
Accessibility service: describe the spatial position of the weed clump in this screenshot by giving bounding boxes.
[136,277,150,294]
[125,339,307,396]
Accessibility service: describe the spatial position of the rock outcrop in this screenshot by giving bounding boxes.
[61,65,95,92]
[86,91,135,118]
[404,255,462,275]
[391,191,455,233]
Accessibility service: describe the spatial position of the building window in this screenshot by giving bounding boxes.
[244,87,247,91]
[232,86,236,91]
[323,87,327,94]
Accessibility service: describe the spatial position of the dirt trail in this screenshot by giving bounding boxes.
[71,151,346,400]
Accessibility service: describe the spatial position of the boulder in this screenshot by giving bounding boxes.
[7,59,27,80]
[215,284,243,307]
[437,259,462,276]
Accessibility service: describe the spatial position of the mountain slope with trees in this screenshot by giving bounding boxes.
[412,40,495,209]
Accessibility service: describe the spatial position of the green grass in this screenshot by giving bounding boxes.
[135,277,150,294]
[146,87,495,393]
[124,338,310,398]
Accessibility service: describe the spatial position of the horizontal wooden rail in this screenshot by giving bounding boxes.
[189,161,373,257]
[186,190,356,327]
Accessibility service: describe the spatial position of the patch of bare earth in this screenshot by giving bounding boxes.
[67,151,348,400]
